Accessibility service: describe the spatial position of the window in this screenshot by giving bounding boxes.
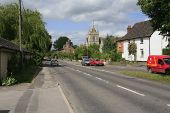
[158,59,164,65]
[140,49,144,58]
[140,38,143,44]
[93,36,95,42]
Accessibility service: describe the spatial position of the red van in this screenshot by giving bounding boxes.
[147,55,170,74]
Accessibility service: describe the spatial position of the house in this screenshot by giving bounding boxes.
[62,40,75,53]
[0,38,30,79]
[118,20,168,61]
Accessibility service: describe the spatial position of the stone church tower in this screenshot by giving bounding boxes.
[86,25,100,46]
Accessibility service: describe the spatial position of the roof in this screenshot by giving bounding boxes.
[0,38,28,52]
[119,20,154,41]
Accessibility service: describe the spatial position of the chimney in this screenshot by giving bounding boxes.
[127,25,132,33]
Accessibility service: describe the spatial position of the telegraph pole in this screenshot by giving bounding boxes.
[19,0,22,51]
[18,0,23,66]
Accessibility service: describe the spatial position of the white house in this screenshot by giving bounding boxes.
[118,21,169,61]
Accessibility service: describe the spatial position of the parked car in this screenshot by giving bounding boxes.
[42,58,59,66]
[81,59,90,66]
[89,59,104,66]
[147,55,170,74]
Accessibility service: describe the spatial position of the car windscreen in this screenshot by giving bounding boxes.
[163,58,170,65]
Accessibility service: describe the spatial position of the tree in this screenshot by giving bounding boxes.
[128,42,137,61]
[0,3,52,53]
[137,0,170,36]
[102,35,121,61]
[53,36,69,50]
[102,35,117,54]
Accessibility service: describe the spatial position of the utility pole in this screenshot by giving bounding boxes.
[19,0,22,51]
[18,0,23,66]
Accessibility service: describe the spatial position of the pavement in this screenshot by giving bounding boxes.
[0,67,72,113]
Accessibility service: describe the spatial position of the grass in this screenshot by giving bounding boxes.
[15,66,41,84]
[117,70,170,84]
[109,61,146,67]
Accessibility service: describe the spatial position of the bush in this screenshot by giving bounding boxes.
[7,53,21,76]
[111,53,122,61]
[33,51,44,66]
[2,76,17,86]
[162,49,170,55]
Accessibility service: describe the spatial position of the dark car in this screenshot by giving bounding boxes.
[81,59,90,66]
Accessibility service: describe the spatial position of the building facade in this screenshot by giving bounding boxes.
[86,25,100,46]
[62,40,75,53]
[118,21,168,61]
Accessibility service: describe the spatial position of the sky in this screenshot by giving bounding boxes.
[0,0,148,45]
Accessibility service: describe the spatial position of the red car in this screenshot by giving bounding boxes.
[89,59,104,66]
[147,55,170,74]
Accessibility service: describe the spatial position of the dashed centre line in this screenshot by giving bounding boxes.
[117,85,145,97]
[66,66,145,97]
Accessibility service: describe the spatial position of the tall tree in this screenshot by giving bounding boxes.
[137,0,170,36]
[128,42,137,61]
[102,35,117,54]
[53,36,69,50]
[0,3,52,53]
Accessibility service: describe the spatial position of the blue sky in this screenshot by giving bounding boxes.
[1,0,148,45]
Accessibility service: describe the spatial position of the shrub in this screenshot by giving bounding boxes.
[111,53,122,61]
[2,76,17,86]
[162,49,170,55]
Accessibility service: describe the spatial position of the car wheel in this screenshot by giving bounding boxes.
[147,68,152,73]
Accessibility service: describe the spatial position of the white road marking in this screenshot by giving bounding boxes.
[167,104,170,107]
[66,64,145,97]
[117,85,145,97]
[96,77,102,80]
[58,85,75,113]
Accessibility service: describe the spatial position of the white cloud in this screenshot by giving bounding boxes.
[0,0,147,45]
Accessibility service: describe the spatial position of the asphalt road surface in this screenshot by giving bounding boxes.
[50,60,170,113]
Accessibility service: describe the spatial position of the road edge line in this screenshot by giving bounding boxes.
[58,85,75,113]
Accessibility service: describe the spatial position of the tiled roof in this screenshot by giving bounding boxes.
[0,38,28,52]
[119,20,154,41]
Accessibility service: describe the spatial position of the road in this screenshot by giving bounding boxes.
[50,60,170,113]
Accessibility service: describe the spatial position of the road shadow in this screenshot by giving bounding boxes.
[0,110,10,113]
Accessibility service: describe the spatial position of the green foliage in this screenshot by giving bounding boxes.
[0,3,18,40]
[162,49,170,55]
[102,35,117,54]
[137,0,170,36]
[111,52,122,62]
[128,42,137,56]
[74,45,88,60]
[53,36,69,50]
[33,51,45,66]
[2,76,17,86]
[7,53,21,76]
[88,44,100,59]
[0,3,52,53]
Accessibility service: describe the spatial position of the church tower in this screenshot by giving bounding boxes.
[86,23,100,46]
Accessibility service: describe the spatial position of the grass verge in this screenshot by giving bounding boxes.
[117,70,170,84]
